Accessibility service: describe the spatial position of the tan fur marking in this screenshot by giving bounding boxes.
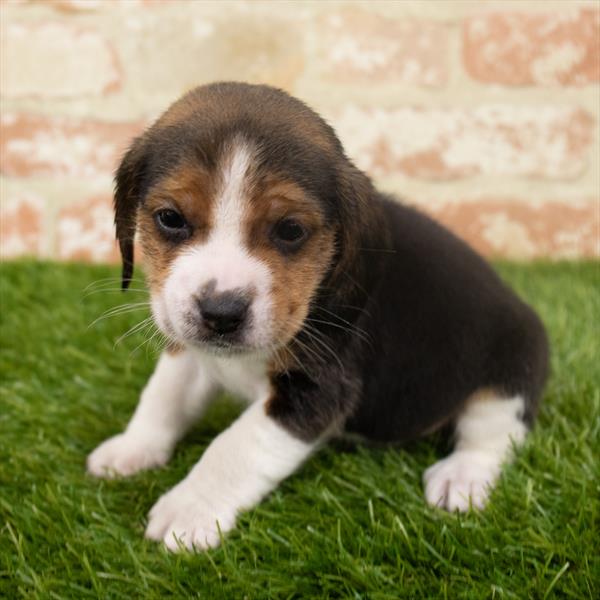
[138,164,216,293]
[245,172,336,352]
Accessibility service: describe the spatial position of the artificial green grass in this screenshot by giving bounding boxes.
[0,260,598,599]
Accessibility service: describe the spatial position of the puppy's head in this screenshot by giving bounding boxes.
[115,82,376,355]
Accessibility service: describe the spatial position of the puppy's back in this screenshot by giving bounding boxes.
[345,196,549,441]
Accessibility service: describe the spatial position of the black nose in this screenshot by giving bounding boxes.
[198,292,250,335]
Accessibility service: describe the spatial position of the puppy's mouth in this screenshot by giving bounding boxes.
[193,334,252,356]
[170,312,260,355]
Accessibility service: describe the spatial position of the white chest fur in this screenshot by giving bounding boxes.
[189,348,271,404]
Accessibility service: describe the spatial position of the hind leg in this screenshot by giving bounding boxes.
[423,390,528,512]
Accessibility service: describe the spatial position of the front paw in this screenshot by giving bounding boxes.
[423,449,501,512]
[87,432,171,478]
[145,479,237,552]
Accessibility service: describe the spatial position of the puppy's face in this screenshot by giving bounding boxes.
[115,84,353,355]
[140,139,336,352]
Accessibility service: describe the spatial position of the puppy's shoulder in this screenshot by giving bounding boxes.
[374,195,506,293]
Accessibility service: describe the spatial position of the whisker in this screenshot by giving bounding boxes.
[114,316,155,348]
[267,343,287,373]
[293,332,329,368]
[314,305,368,329]
[300,324,345,374]
[129,326,155,356]
[149,328,169,355]
[88,302,152,328]
[83,277,146,293]
[131,323,167,357]
[83,288,149,298]
[319,301,373,320]
[283,339,315,379]
[308,305,372,346]
[306,316,372,346]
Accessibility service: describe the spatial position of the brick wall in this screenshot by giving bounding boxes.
[1,0,598,262]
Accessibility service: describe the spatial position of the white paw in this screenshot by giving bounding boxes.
[423,450,502,512]
[145,478,237,552]
[87,432,172,478]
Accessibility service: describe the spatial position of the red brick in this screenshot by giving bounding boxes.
[0,190,45,258]
[317,9,447,86]
[0,21,121,97]
[331,105,594,180]
[429,199,599,258]
[57,194,120,262]
[463,9,600,86]
[0,113,144,178]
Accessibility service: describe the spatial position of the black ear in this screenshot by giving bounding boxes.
[322,161,388,309]
[114,136,149,290]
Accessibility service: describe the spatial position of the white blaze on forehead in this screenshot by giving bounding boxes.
[205,138,260,293]
[214,138,253,244]
[155,138,274,347]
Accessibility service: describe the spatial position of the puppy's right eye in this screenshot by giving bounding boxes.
[154,209,190,239]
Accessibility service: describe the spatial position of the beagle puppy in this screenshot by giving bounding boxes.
[87,82,549,551]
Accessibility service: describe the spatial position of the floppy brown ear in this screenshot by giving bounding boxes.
[114,136,149,290]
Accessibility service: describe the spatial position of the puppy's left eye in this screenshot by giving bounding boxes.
[271,218,307,252]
